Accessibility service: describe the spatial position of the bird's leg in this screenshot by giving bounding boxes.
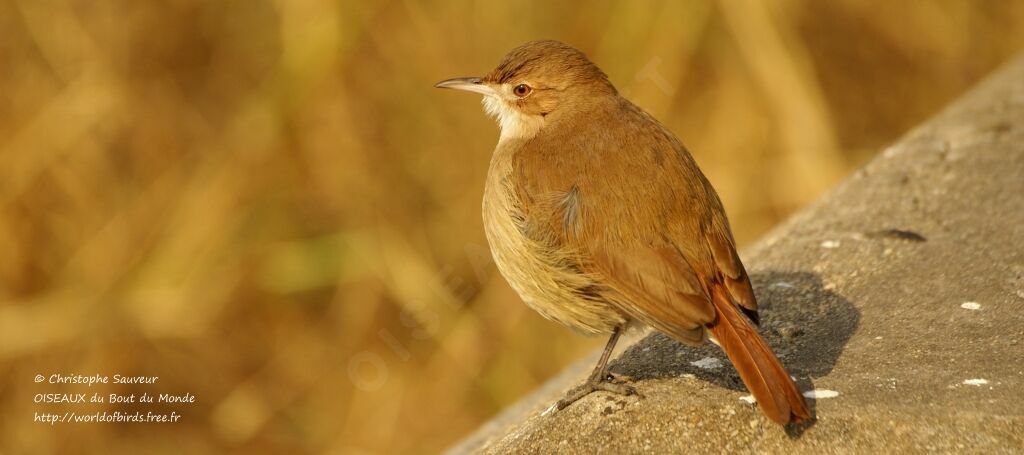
[555,326,639,410]
[585,325,622,383]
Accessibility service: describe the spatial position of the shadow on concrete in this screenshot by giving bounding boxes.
[608,271,860,433]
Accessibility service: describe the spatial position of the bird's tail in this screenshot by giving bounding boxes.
[707,285,810,425]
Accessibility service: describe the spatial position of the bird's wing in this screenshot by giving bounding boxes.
[510,100,756,344]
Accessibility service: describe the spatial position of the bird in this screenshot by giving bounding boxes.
[435,40,810,425]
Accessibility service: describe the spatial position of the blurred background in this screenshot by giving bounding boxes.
[1,0,1023,453]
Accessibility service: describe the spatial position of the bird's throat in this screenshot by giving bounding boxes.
[482,96,544,141]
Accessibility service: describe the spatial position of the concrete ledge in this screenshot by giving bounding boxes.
[448,54,1024,453]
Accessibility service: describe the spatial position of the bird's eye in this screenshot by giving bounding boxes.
[513,84,532,97]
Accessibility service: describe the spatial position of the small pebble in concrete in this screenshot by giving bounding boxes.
[776,323,804,340]
[961,301,981,310]
[802,389,840,399]
[821,240,841,249]
[739,395,756,404]
[963,379,988,386]
[690,357,723,370]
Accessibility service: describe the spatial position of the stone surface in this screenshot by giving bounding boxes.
[447,54,1024,453]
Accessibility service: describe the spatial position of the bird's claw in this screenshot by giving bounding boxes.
[554,377,641,411]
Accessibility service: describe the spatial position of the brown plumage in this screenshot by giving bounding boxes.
[436,40,809,425]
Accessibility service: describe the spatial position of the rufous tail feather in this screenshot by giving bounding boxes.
[707,285,810,424]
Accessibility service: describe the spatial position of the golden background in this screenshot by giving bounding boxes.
[1,1,1023,453]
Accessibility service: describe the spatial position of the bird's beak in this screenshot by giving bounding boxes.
[434,77,496,96]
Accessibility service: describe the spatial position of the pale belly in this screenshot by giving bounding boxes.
[481,172,625,335]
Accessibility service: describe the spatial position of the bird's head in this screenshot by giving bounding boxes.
[435,40,616,141]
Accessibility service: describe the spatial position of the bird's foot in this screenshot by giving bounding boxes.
[554,375,641,411]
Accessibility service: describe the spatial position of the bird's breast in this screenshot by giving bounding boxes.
[482,156,625,335]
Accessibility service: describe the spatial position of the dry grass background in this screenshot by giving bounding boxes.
[1,0,1023,453]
